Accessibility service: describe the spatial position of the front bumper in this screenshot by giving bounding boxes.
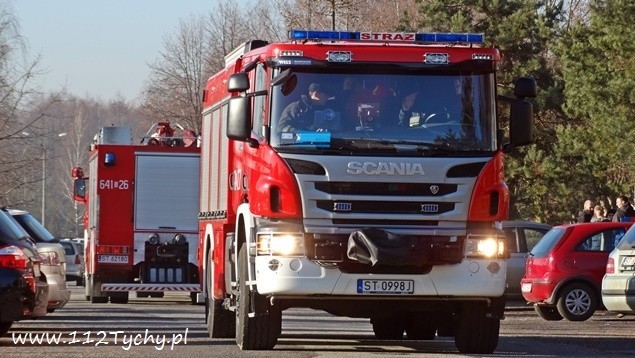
[43,272,70,310]
[255,256,506,297]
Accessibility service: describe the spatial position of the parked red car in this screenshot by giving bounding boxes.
[521,222,632,321]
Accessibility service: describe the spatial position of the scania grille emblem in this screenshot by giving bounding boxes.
[334,202,352,212]
[430,185,439,195]
[421,204,439,213]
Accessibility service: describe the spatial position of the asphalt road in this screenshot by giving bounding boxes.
[1,283,634,357]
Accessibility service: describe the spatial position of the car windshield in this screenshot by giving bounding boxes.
[0,210,30,242]
[270,68,497,156]
[12,213,56,243]
[530,227,566,258]
[617,224,635,249]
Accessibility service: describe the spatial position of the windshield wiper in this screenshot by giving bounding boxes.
[377,139,461,152]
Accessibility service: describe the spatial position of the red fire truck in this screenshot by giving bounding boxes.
[198,30,536,354]
[72,122,201,304]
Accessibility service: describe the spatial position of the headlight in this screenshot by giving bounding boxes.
[464,235,505,258]
[257,233,304,256]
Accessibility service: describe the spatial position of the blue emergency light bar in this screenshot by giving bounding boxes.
[288,30,484,44]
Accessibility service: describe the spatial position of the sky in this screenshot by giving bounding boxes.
[12,0,230,102]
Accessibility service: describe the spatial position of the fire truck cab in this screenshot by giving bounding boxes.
[199,30,536,354]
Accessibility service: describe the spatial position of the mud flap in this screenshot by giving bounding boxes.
[346,228,432,266]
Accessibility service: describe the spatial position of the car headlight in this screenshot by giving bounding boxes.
[464,235,505,258]
[257,233,304,256]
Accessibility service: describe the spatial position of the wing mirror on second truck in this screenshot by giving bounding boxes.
[507,76,537,149]
[71,167,87,203]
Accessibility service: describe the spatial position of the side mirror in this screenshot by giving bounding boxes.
[228,73,250,92]
[506,77,536,148]
[73,178,87,203]
[227,96,251,141]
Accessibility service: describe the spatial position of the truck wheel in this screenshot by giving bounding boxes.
[206,250,235,338]
[137,292,150,298]
[405,312,436,340]
[454,301,500,354]
[0,321,12,337]
[110,293,129,304]
[534,304,563,321]
[371,315,405,339]
[235,244,281,350]
[556,283,597,321]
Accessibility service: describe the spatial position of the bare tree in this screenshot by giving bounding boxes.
[140,14,208,132]
[276,0,422,31]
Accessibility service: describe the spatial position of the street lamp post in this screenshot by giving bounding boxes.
[24,131,67,226]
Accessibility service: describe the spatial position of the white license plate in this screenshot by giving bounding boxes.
[521,282,532,293]
[98,255,129,264]
[622,256,635,266]
[357,279,414,294]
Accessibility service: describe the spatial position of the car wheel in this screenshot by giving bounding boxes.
[371,315,405,339]
[534,305,563,321]
[556,283,597,321]
[0,321,12,337]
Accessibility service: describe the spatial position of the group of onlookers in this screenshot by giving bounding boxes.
[577,196,635,223]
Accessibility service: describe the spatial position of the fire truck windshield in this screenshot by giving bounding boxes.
[270,69,497,155]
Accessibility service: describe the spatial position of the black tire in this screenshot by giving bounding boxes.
[454,302,500,354]
[0,321,12,337]
[110,294,129,304]
[371,315,405,340]
[404,312,436,340]
[137,292,150,298]
[556,283,597,321]
[206,248,235,338]
[235,244,280,350]
[534,304,564,321]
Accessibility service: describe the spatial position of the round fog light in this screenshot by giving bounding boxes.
[268,259,280,271]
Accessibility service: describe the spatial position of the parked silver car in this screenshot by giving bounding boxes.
[7,209,70,312]
[60,239,85,286]
[502,220,552,298]
[601,225,635,315]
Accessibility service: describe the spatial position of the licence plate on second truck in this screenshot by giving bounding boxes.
[357,279,414,294]
[98,255,129,264]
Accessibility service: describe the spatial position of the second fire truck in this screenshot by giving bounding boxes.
[198,30,536,354]
[73,122,201,304]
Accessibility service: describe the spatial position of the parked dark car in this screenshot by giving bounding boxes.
[522,222,632,321]
[0,208,48,337]
[7,209,70,312]
[502,220,552,298]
